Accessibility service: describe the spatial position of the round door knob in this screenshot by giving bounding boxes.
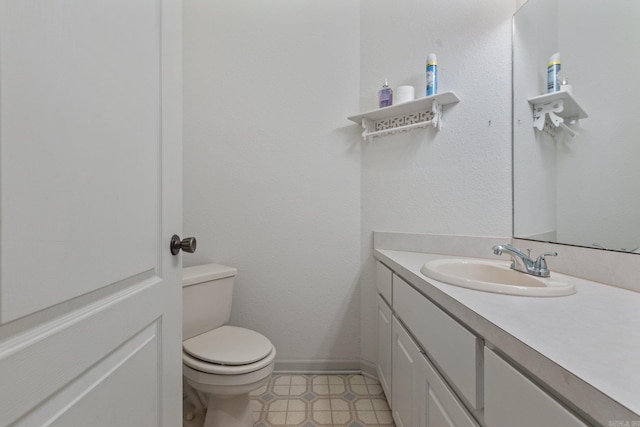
[170,235,197,256]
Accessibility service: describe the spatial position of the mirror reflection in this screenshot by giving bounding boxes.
[513,0,640,253]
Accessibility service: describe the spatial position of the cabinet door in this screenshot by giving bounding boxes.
[393,317,479,427]
[377,294,393,403]
[394,276,483,410]
[420,344,479,427]
[392,317,424,427]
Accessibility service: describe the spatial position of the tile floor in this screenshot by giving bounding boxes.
[250,374,395,427]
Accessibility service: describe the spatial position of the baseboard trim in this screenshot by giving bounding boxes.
[359,359,377,379]
[274,359,378,380]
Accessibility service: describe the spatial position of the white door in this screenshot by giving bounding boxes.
[0,0,183,426]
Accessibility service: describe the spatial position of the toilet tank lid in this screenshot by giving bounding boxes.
[183,263,238,287]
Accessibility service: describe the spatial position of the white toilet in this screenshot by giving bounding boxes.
[182,264,276,427]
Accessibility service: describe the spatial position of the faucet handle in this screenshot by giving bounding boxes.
[533,251,557,277]
[539,251,558,259]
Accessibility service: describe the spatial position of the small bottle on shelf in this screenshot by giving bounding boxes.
[378,79,393,108]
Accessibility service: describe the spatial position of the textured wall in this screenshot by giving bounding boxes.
[359,0,516,364]
[183,0,517,369]
[183,0,362,366]
[183,0,637,375]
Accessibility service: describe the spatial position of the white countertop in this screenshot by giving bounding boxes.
[375,249,640,424]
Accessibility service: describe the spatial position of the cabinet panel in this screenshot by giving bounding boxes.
[393,316,479,427]
[392,317,423,427]
[484,348,587,427]
[394,276,483,409]
[376,261,393,304]
[422,347,478,427]
[377,294,392,403]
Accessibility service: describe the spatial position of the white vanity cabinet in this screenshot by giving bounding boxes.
[375,261,479,426]
[484,348,587,427]
[375,259,591,427]
[392,316,479,427]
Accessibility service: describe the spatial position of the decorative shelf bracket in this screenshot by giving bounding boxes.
[528,91,587,140]
[348,91,460,143]
[360,101,442,142]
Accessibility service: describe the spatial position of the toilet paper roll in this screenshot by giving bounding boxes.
[396,85,415,104]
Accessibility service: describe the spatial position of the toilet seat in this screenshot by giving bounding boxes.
[183,325,275,375]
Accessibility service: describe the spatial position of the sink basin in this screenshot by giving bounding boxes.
[420,259,575,297]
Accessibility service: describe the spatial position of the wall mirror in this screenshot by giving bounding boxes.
[513,0,640,253]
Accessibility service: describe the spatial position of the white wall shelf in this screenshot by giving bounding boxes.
[528,91,588,139]
[348,91,460,142]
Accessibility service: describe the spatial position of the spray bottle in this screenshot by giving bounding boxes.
[426,54,438,96]
[547,52,561,93]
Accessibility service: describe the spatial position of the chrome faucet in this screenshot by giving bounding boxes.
[492,244,557,277]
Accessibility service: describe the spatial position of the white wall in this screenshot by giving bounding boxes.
[359,0,515,364]
[183,0,516,369]
[183,0,362,367]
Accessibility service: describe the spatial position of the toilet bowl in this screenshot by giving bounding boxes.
[182,264,276,427]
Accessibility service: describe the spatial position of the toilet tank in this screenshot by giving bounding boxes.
[182,263,238,341]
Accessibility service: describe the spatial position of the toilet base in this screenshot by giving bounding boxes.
[205,393,253,427]
[183,383,258,427]
[183,397,205,427]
